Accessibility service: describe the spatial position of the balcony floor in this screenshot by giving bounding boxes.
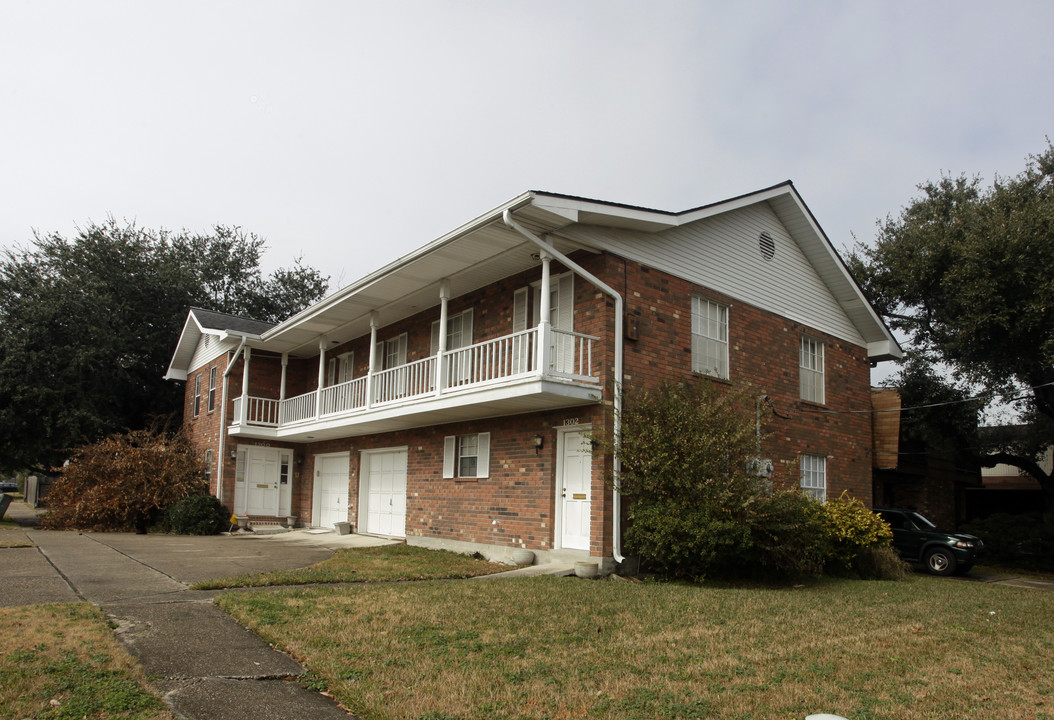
[228,377,602,443]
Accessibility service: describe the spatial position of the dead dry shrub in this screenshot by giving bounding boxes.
[42,427,205,532]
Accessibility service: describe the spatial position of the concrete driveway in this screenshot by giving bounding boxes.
[1,500,393,719]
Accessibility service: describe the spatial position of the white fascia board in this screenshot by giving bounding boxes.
[771,187,902,357]
[261,192,535,344]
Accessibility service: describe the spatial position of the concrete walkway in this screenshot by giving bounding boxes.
[2,500,396,719]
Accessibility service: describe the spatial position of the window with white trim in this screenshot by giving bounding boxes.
[380,333,407,370]
[799,337,825,404]
[800,455,827,501]
[204,449,213,486]
[339,352,354,383]
[442,432,491,479]
[208,366,217,412]
[431,309,474,354]
[691,297,729,379]
[193,375,201,417]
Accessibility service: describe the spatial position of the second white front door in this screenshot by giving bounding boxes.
[246,450,279,516]
[558,428,592,551]
[360,448,408,538]
[315,453,350,528]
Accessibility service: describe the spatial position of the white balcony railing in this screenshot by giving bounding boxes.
[231,325,599,430]
[280,390,317,425]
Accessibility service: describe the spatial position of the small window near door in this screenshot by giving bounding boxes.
[204,449,213,485]
[235,450,246,483]
[442,433,491,479]
[280,452,291,485]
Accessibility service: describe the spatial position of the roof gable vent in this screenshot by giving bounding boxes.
[759,231,775,261]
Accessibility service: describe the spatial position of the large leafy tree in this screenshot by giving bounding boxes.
[849,142,1054,520]
[0,219,328,471]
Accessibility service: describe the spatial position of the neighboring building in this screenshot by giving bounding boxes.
[165,183,900,570]
[870,387,981,529]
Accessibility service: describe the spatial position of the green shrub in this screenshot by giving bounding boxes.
[607,380,828,581]
[165,494,230,535]
[820,492,895,577]
[961,513,1054,572]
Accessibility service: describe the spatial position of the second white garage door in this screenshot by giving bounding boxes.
[359,448,407,538]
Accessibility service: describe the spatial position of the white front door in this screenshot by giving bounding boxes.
[360,449,407,538]
[246,449,280,515]
[558,428,592,551]
[316,454,350,528]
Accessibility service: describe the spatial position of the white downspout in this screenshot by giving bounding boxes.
[219,336,250,504]
[502,209,625,564]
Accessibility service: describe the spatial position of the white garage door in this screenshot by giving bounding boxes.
[360,448,407,538]
[315,454,349,529]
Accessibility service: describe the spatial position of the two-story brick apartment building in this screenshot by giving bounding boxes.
[165,182,901,571]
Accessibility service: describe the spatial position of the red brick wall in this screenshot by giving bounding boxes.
[300,404,610,554]
[180,246,873,547]
[607,255,873,499]
[182,354,229,496]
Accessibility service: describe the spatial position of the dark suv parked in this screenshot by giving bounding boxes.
[876,508,985,576]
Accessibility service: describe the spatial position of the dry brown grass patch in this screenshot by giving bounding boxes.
[219,576,1054,720]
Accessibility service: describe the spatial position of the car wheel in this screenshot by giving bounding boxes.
[924,547,957,576]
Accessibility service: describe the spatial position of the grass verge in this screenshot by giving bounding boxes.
[193,543,509,589]
[0,603,175,719]
[0,526,32,548]
[218,575,1054,720]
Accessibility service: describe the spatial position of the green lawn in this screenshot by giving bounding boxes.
[193,543,509,589]
[218,574,1054,720]
[0,603,175,719]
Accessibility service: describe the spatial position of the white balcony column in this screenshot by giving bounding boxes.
[435,278,450,397]
[279,353,288,402]
[240,346,251,426]
[366,313,379,409]
[315,336,327,419]
[538,249,553,373]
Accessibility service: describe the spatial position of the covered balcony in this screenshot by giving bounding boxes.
[229,324,602,442]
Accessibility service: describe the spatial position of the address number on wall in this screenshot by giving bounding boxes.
[563,418,579,426]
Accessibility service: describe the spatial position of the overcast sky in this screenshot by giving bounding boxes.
[3,1,1052,377]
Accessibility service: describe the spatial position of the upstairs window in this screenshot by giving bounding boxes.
[800,454,827,502]
[691,297,729,379]
[800,337,825,404]
[431,309,474,355]
[193,375,202,417]
[207,366,217,412]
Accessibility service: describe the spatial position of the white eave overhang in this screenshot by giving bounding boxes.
[245,184,901,362]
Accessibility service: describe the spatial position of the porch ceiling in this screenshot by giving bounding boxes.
[259,200,595,358]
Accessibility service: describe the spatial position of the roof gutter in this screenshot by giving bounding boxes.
[502,208,625,565]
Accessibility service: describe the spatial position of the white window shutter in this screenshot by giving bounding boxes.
[443,436,456,479]
[513,287,528,331]
[462,309,473,346]
[476,432,490,478]
[397,333,408,365]
[430,320,440,356]
[557,274,574,331]
[373,341,383,371]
